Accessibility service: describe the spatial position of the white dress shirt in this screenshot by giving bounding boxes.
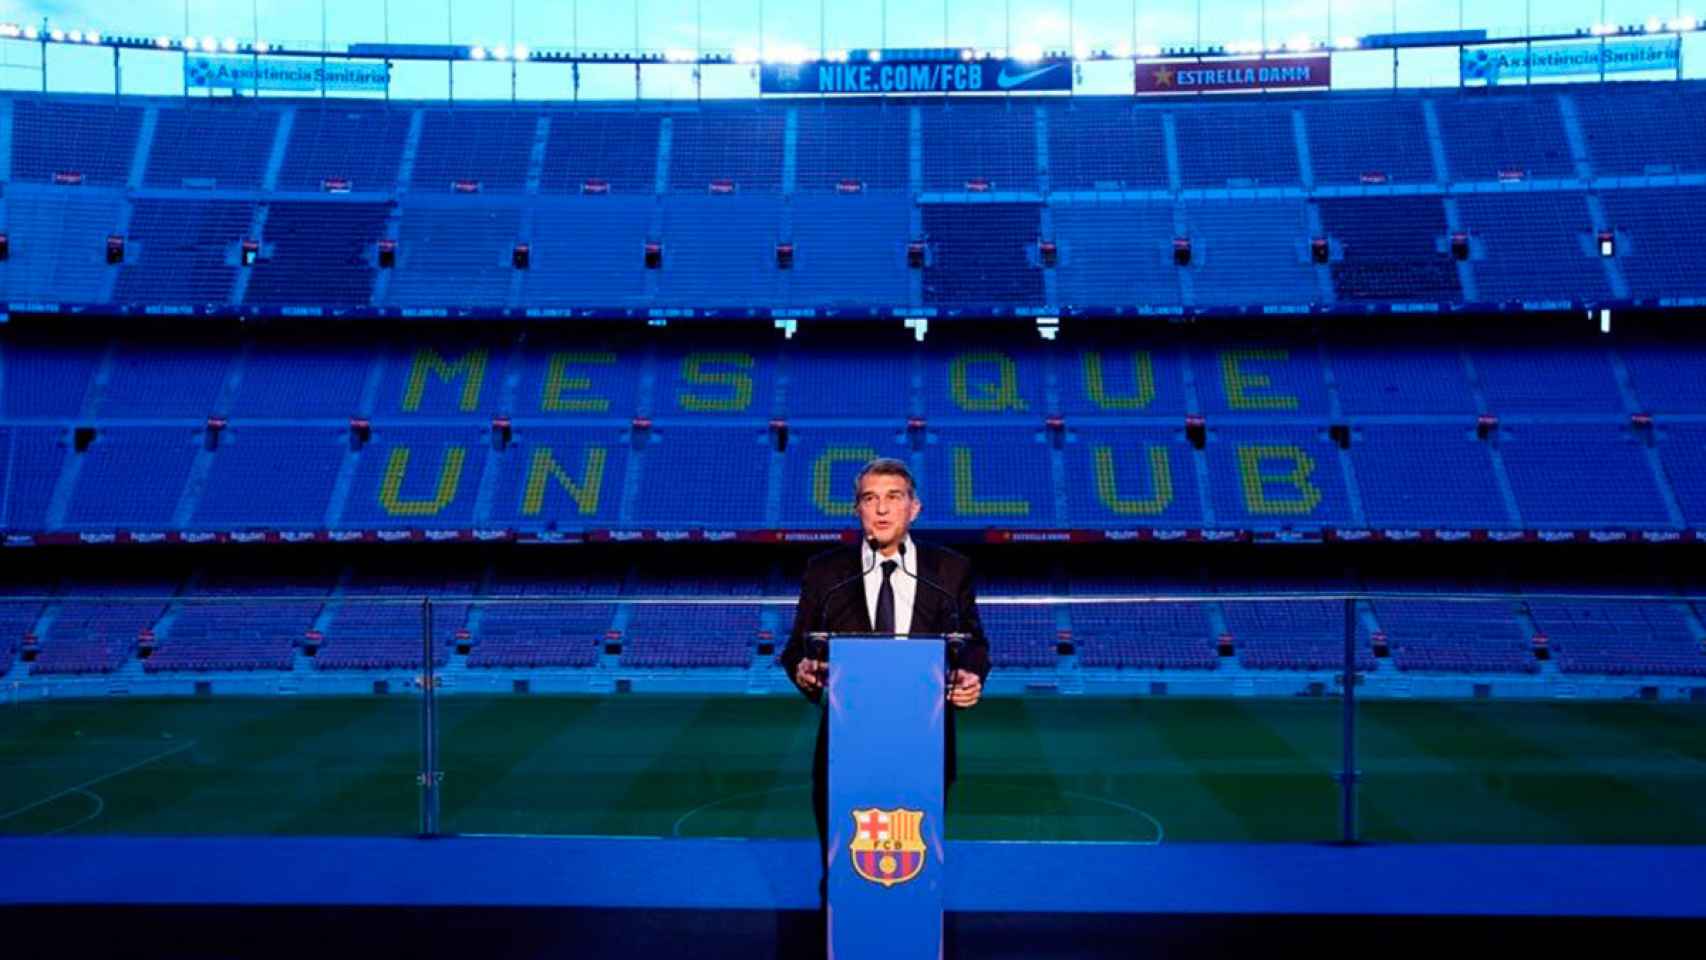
[861,533,917,635]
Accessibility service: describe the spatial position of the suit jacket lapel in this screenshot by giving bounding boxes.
[849,547,874,633]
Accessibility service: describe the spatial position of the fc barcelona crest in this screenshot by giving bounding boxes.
[849,807,927,887]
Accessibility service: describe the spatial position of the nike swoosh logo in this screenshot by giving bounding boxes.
[996,63,1063,89]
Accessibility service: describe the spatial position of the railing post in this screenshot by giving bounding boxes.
[1339,595,1359,845]
[419,596,440,837]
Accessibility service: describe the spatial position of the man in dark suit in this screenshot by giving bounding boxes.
[778,456,991,870]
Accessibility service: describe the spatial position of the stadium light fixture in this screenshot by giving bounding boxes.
[960,48,974,61]
[1334,36,1360,50]
[0,24,18,39]
[66,30,81,43]
[469,45,486,59]
[513,44,529,59]
[23,25,38,40]
[1015,42,1043,62]
[85,31,100,44]
[221,37,237,52]
[493,44,509,60]
[867,48,882,62]
[1286,33,1313,52]
[254,40,270,53]
[666,48,694,62]
[200,35,215,52]
[1590,23,1617,35]
[1670,15,1699,31]
[1647,16,1665,31]
[153,35,170,48]
[48,28,64,42]
[827,49,848,62]
[735,46,759,63]
[1137,44,1161,57]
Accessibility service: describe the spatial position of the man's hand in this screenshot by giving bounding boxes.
[948,669,982,709]
[794,657,827,696]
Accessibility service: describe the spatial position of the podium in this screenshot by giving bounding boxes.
[817,633,952,960]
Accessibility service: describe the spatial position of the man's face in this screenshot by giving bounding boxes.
[856,472,921,554]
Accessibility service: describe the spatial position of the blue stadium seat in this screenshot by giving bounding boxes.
[387,203,521,307]
[1051,203,1181,307]
[1203,426,1354,529]
[340,425,489,529]
[1190,343,1331,416]
[920,103,1038,192]
[486,428,628,530]
[0,427,68,530]
[62,428,199,530]
[245,202,390,307]
[1055,342,1190,418]
[668,107,785,191]
[410,109,538,192]
[1174,102,1299,189]
[539,110,662,195]
[278,103,411,193]
[1434,91,1574,180]
[10,98,141,186]
[777,427,914,528]
[1318,196,1461,302]
[1456,193,1610,303]
[1349,425,1511,529]
[1180,200,1319,306]
[193,427,347,529]
[1500,424,1673,528]
[115,200,253,305]
[794,103,911,191]
[917,428,1055,529]
[1304,95,1433,185]
[1062,427,1204,528]
[1047,100,1170,191]
[144,105,278,189]
[632,427,772,528]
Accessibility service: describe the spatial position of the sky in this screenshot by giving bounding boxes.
[0,0,1699,99]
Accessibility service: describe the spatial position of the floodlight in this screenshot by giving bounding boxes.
[513,44,528,59]
[493,45,508,59]
[866,49,882,62]
[1334,36,1359,49]
[49,28,65,42]
[469,45,486,59]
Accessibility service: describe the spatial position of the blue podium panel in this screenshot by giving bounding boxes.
[828,636,945,960]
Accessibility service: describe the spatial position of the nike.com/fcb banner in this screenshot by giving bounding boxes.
[1136,54,1330,95]
[185,54,391,92]
[1461,36,1680,85]
[761,58,1072,95]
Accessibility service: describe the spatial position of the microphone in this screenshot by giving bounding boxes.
[809,536,881,658]
[895,540,967,671]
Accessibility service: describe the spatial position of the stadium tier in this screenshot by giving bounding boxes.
[3,84,1706,317]
[1,327,1703,540]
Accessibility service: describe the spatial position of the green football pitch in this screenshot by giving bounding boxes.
[1,694,1703,844]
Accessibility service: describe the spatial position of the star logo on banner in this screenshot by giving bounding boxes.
[1154,65,1176,88]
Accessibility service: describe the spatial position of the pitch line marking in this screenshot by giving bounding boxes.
[671,783,812,837]
[45,788,106,836]
[0,739,197,825]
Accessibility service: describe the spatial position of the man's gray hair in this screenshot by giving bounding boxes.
[852,457,916,498]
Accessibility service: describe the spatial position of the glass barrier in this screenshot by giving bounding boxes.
[2,592,1702,844]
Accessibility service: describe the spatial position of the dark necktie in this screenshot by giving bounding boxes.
[874,559,898,633]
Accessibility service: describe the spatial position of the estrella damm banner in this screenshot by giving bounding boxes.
[850,807,928,887]
[762,58,1071,95]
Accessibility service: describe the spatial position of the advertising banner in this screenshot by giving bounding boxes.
[185,54,391,92]
[761,58,1071,95]
[1461,36,1679,85]
[1136,54,1331,95]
